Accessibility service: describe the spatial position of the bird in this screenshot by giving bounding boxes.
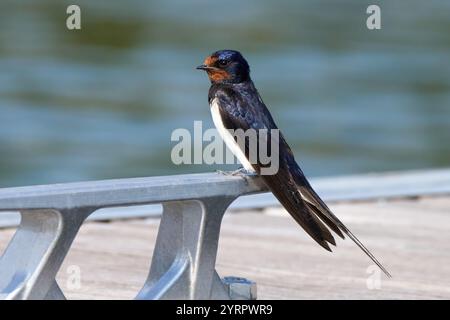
[197,49,391,277]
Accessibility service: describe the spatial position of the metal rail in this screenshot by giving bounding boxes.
[0,173,267,300]
[2,168,450,228]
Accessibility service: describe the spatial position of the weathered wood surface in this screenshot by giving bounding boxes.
[0,195,449,299]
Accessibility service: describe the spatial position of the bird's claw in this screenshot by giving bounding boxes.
[216,167,257,177]
[215,169,230,176]
[231,167,257,176]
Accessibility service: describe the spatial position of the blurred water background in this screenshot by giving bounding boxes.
[0,0,449,187]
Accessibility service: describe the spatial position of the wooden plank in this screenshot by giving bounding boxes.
[1,195,447,299]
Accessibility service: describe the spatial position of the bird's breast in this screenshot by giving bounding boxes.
[210,98,255,171]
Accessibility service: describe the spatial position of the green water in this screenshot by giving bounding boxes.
[0,0,449,187]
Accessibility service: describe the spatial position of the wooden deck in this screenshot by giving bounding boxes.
[1,195,449,299]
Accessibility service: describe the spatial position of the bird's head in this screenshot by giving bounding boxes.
[197,49,250,84]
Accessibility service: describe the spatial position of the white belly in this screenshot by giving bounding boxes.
[210,98,255,172]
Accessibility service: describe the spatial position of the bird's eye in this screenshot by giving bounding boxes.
[218,59,229,66]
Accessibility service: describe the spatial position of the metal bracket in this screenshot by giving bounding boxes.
[137,197,234,299]
[0,208,94,299]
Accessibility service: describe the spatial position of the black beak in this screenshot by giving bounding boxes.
[196,64,211,70]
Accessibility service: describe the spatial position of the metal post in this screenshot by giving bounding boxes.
[0,208,94,299]
[136,197,235,299]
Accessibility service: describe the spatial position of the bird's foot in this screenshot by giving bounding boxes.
[215,167,257,177]
[215,169,231,176]
[230,167,258,177]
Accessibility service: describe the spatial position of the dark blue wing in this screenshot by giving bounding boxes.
[209,82,391,276]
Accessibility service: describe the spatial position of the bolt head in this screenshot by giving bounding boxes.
[222,276,257,300]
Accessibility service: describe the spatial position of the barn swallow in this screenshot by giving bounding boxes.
[197,49,390,277]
